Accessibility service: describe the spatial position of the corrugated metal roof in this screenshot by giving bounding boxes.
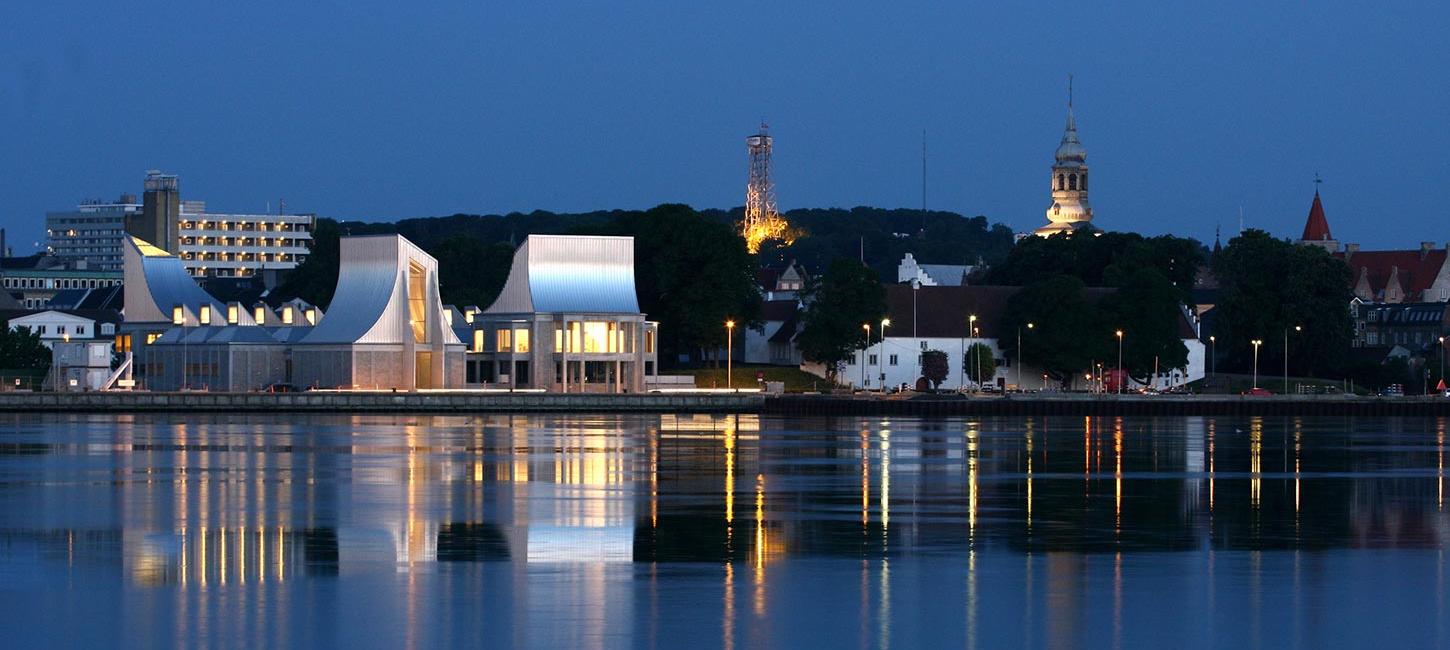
[485,235,641,315]
[122,236,249,326]
[303,235,463,346]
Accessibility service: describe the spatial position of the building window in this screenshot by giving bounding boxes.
[76,325,85,336]
[227,305,239,324]
[645,329,655,354]
[199,305,211,325]
[868,354,877,365]
[255,306,267,323]
[889,354,898,366]
[407,262,427,343]
[514,328,531,353]
[473,330,484,353]
[496,328,512,352]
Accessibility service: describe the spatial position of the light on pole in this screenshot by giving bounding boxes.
[1251,339,1264,389]
[968,315,978,392]
[1284,325,1300,394]
[725,319,735,391]
[862,322,871,389]
[1208,335,1216,380]
[1115,330,1124,394]
[1440,336,1446,392]
[879,318,891,392]
[1017,322,1034,392]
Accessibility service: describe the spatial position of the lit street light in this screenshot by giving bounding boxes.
[726,319,735,391]
[1208,335,1216,380]
[1017,322,1034,392]
[1251,339,1264,390]
[862,322,871,390]
[879,318,891,392]
[1115,330,1124,394]
[1284,325,1301,394]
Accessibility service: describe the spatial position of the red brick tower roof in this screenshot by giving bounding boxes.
[1301,191,1332,241]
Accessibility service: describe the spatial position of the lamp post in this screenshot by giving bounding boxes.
[1017,322,1034,392]
[1208,335,1216,381]
[1115,330,1124,394]
[725,319,735,391]
[968,315,978,392]
[1283,325,1300,394]
[879,318,891,392]
[862,323,870,390]
[1251,339,1263,389]
[1440,336,1446,392]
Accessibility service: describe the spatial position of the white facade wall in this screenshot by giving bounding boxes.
[742,321,783,364]
[836,335,1205,391]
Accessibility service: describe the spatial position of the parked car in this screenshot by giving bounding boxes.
[263,383,298,393]
[1241,387,1274,396]
[1381,384,1405,397]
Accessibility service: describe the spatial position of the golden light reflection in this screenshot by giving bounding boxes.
[725,426,736,529]
[723,562,735,650]
[1113,418,1123,530]
[1208,420,1216,514]
[753,473,767,617]
[860,429,870,526]
[880,427,891,531]
[967,426,979,538]
[1025,422,1035,530]
[1250,417,1263,509]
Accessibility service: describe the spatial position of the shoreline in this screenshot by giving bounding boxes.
[2,391,1449,416]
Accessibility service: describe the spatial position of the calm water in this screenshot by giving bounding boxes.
[0,413,1446,649]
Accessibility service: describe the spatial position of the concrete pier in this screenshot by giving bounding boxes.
[0,391,765,414]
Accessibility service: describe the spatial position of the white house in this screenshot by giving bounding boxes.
[829,285,1205,391]
[7,310,117,348]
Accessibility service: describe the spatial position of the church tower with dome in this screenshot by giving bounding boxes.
[1034,83,1095,237]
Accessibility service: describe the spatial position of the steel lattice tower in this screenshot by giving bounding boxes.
[742,122,788,253]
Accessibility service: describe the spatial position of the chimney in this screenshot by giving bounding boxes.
[1422,241,1435,260]
[1344,242,1359,264]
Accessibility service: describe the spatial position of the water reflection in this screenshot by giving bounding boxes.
[0,413,1448,647]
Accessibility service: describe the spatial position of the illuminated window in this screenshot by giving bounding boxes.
[464,310,475,325]
[199,305,211,325]
[496,328,512,352]
[569,321,582,352]
[172,305,184,325]
[146,333,160,344]
[644,329,654,354]
[282,306,294,325]
[305,307,318,325]
[407,262,427,343]
[514,328,530,353]
[255,306,267,323]
[473,330,484,352]
[227,305,239,324]
[554,328,563,352]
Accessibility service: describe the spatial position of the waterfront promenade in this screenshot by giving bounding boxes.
[3,391,1449,416]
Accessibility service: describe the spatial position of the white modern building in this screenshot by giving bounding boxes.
[833,285,1205,391]
[123,233,462,391]
[459,234,658,392]
[45,195,140,271]
[177,201,314,279]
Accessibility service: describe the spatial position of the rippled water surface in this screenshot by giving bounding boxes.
[1,413,1447,648]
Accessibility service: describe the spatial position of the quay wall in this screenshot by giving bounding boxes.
[2,392,1447,417]
[0,392,765,414]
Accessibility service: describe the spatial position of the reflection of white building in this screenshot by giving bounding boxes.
[458,235,658,392]
[124,233,464,390]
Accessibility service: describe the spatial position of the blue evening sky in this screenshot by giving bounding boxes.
[3,1,1447,253]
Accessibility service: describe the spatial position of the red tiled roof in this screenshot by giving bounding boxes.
[1335,249,1448,300]
[760,299,799,322]
[1301,192,1332,241]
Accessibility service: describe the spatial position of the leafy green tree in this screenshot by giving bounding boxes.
[986,230,1203,303]
[1213,229,1351,376]
[797,259,887,382]
[921,349,949,388]
[274,218,341,308]
[604,204,763,365]
[0,326,50,371]
[1098,268,1189,381]
[1001,275,1110,381]
[432,235,516,308]
[963,342,997,386]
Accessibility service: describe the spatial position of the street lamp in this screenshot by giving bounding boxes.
[1208,335,1216,380]
[968,315,978,392]
[725,319,735,391]
[1017,322,1034,392]
[879,318,891,393]
[1440,336,1446,392]
[1283,325,1301,394]
[1251,339,1264,389]
[862,322,871,389]
[1115,330,1124,394]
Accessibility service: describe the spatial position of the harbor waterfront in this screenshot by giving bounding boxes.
[2,391,1450,417]
[0,412,1446,648]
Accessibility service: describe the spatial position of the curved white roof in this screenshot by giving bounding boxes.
[122,236,245,325]
[485,235,641,314]
[303,235,463,346]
